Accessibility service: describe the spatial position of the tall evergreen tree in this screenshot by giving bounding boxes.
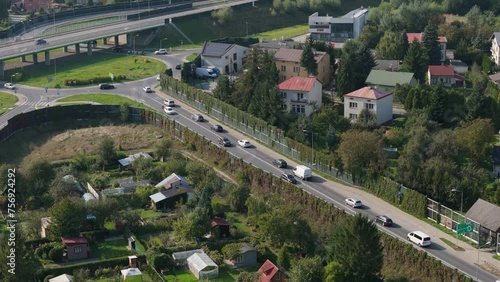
[328,213,383,282]
[402,39,428,82]
[422,21,441,65]
[398,30,410,60]
[427,85,447,123]
[213,75,233,102]
[335,53,354,99]
[375,32,401,60]
[0,1,9,22]
[300,41,318,76]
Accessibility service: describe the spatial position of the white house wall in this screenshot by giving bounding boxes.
[201,45,247,75]
[492,38,500,65]
[344,94,393,125]
[375,94,393,124]
[283,80,322,116]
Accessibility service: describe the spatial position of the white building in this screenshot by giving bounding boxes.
[278,76,322,116]
[427,65,464,87]
[308,8,369,42]
[491,32,500,65]
[344,86,393,125]
[200,42,247,75]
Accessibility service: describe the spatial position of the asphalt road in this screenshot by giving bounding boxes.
[0,51,498,281]
[0,0,256,60]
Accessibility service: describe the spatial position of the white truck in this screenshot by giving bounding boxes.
[293,165,312,181]
[195,67,217,78]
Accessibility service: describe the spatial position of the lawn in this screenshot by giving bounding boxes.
[186,53,199,62]
[7,53,165,88]
[141,209,162,219]
[164,266,256,282]
[255,24,309,40]
[91,239,135,260]
[226,212,252,237]
[0,92,19,115]
[57,94,151,109]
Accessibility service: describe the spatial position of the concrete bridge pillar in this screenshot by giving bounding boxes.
[44,51,50,65]
[63,46,68,52]
[87,42,92,56]
[103,38,107,45]
[114,35,119,46]
[75,44,80,54]
[33,53,38,64]
[20,56,26,63]
[126,34,132,47]
[0,61,4,79]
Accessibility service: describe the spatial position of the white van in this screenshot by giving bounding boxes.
[407,231,431,247]
[293,165,312,181]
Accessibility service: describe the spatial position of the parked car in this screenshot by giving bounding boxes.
[345,198,363,208]
[143,86,152,93]
[154,49,167,55]
[175,64,182,70]
[99,83,115,90]
[195,67,217,78]
[211,124,223,132]
[191,114,204,122]
[35,39,47,45]
[407,231,431,247]
[281,172,297,184]
[4,83,16,90]
[237,139,252,148]
[272,159,287,168]
[163,99,175,107]
[218,136,231,147]
[164,107,176,115]
[156,74,161,81]
[374,215,393,227]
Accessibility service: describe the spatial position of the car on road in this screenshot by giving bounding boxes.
[163,99,175,107]
[175,64,182,70]
[99,83,115,90]
[407,231,431,247]
[191,114,204,122]
[156,74,161,81]
[374,215,393,227]
[272,159,287,168]
[143,86,152,93]
[154,49,167,55]
[238,139,252,148]
[164,107,176,115]
[210,124,223,132]
[281,172,297,184]
[35,39,47,45]
[218,136,231,147]
[345,198,363,208]
[4,83,16,90]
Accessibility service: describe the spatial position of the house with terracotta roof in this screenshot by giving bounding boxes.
[61,236,90,260]
[491,33,500,65]
[10,0,52,12]
[273,48,331,85]
[278,76,322,116]
[427,65,464,87]
[344,86,393,125]
[201,42,248,75]
[257,259,287,282]
[407,33,447,62]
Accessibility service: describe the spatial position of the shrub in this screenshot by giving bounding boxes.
[48,246,64,263]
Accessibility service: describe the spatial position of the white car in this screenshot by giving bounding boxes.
[163,99,175,107]
[345,198,363,208]
[154,49,167,55]
[143,86,152,93]
[156,74,161,81]
[164,107,176,115]
[4,83,16,90]
[238,139,252,148]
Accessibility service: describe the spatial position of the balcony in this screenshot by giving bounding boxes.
[291,98,308,103]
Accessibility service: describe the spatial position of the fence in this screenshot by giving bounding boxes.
[40,16,128,37]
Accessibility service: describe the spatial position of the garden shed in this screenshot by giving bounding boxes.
[49,274,73,282]
[187,252,219,280]
[172,249,205,266]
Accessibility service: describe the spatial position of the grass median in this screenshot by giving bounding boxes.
[56,93,152,110]
[0,92,19,115]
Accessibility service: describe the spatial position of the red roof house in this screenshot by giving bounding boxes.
[273,48,331,85]
[427,65,463,87]
[258,260,287,282]
[344,87,394,125]
[277,77,322,116]
[61,236,90,261]
[407,32,448,62]
[11,0,52,12]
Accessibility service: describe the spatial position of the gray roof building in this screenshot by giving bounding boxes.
[155,173,191,190]
[466,199,500,232]
[118,152,153,167]
[201,42,237,58]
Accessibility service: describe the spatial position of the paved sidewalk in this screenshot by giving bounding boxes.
[155,86,500,279]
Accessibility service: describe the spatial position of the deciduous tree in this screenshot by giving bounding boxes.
[455,119,496,168]
[0,230,38,282]
[375,32,402,60]
[289,256,324,282]
[172,207,211,242]
[48,198,87,239]
[97,136,116,170]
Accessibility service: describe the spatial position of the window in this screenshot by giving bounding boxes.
[293,66,300,73]
[280,103,287,109]
[74,246,82,254]
[281,65,286,72]
[235,255,243,263]
[225,55,228,59]
[297,93,304,100]
[292,104,306,113]
[349,113,358,119]
[233,53,237,60]
[280,92,287,98]
[349,102,357,109]
[365,103,374,110]
[281,76,286,81]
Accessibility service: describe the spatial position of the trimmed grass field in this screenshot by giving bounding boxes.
[0,92,19,115]
[164,266,258,282]
[141,209,162,219]
[91,239,135,260]
[255,24,309,40]
[57,93,150,108]
[7,53,165,88]
[186,53,198,61]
